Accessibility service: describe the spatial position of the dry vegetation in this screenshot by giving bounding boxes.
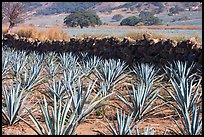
[12,24,70,41]
[2,24,9,34]
[3,24,201,43]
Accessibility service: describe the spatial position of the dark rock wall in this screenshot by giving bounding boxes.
[2,34,202,69]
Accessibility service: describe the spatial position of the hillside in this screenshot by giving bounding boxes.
[24,2,202,15]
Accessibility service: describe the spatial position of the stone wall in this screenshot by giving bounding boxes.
[2,33,202,68]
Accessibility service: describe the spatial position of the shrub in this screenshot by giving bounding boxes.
[47,28,69,40]
[120,16,140,26]
[64,10,102,28]
[12,25,70,41]
[120,14,162,26]
[139,11,162,26]
[15,25,37,38]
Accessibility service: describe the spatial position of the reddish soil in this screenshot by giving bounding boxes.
[2,74,202,135]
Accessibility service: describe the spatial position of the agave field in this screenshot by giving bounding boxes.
[2,45,202,135]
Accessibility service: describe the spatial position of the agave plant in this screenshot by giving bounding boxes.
[59,52,79,72]
[170,105,202,135]
[20,95,78,135]
[162,76,201,115]
[2,82,32,125]
[132,63,160,84]
[117,81,160,121]
[2,53,10,80]
[10,51,28,78]
[19,62,43,92]
[163,61,196,83]
[45,54,59,80]
[63,68,82,87]
[46,79,66,101]
[80,55,101,77]
[95,59,128,95]
[105,109,136,135]
[27,51,44,67]
[64,78,114,123]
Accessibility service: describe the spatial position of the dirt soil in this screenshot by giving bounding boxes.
[2,74,202,135]
[2,84,191,135]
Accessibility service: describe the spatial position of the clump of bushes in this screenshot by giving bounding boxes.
[15,25,37,38]
[64,10,102,28]
[13,25,70,41]
[120,11,162,26]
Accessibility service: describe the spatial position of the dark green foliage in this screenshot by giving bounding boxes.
[120,12,162,26]
[64,10,102,28]
[140,15,162,26]
[112,14,123,22]
[120,16,140,26]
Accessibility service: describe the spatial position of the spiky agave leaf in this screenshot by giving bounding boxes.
[171,105,202,135]
[162,76,201,114]
[95,59,128,95]
[135,124,155,135]
[2,82,31,125]
[19,61,43,92]
[65,78,114,123]
[163,61,196,84]
[2,54,10,79]
[58,52,79,72]
[45,57,59,80]
[105,109,136,135]
[80,55,101,77]
[132,63,160,84]
[117,81,160,120]
[10,51,28,77]
[20,95,78,135]
[46,79,66,101]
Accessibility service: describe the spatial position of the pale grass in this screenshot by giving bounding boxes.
[2,24,9,34]
[47,27,69,41]
[119,31,201,42]
[12,24,70,41]
[14,25,37,38]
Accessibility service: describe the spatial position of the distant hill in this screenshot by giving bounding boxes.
[23,2,202,16]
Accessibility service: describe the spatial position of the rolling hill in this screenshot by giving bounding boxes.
[24,2,202,16]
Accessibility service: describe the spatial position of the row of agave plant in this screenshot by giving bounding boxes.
[2,46,202,135]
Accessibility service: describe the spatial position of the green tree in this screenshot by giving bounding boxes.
[64,10,102,28]
[120,16,140,26]
[140,15,162,26]
[120,14,162,26]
